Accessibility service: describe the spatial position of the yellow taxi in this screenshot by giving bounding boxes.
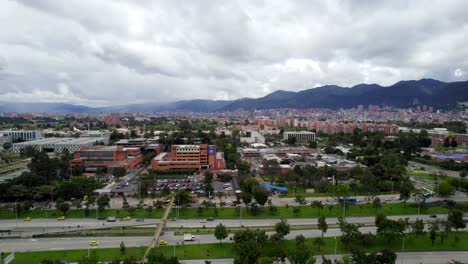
[159,240,168,245]
[23,217,32,221]
[90,240,100,246]
[123,216,132,221]
[57,216,66,220]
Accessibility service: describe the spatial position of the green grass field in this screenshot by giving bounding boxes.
[166,202,461,220]
[6,247,147,264]
[0,208,164,220]
[1,202,466,220]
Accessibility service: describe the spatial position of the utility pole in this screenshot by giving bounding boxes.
[14,200,18,227]
[343,198,346,218]
[334,237,337,255]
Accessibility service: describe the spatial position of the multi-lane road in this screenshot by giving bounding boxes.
[0,214,448,234]
[1,214,460,252]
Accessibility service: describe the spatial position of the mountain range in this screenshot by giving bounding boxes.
[1,78,467,113]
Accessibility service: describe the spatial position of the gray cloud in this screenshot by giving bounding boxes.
[0,0,467,106]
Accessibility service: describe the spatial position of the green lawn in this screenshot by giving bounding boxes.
[0,208,164,220]
[6,247,147,264]
[410,169,432,177]
[157,231,468,259]
[167,202,462,220]
[2,202,466,220]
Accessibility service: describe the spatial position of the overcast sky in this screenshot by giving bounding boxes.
[1,1,467,106]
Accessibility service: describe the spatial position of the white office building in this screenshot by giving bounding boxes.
[283,131,315,143]
[0,130,42,141]
[12,137,109,154]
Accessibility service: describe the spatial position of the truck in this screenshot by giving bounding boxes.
[183,234,195,241]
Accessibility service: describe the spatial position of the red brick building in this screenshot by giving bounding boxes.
[71,146,142,172]
[151,144,226,171]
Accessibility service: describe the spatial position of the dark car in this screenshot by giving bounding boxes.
[206,217,214,221]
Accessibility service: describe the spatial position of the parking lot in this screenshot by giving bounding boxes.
[154,177,205,193]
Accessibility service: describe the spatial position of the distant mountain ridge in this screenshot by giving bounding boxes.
[1,78,467,113]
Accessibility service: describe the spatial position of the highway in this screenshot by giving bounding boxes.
[0,214,448,237]
[0,213,451,239]
[0,236,151,252]
[4,220,467,252]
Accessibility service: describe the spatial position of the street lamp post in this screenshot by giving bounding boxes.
[400,237,405,264]
[14,199,19,227]
[334,237,337,255]
[343,198,346,218]
[96,206,99,226]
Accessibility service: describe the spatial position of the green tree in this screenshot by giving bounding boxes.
[120,241,126,254]
[412,218,425,236]
[311,200,323,215]
[113,167,126,179]
[233,229,264,264]
[448,210,466,233]
[309,141,318,148]
[443,137,451,147]
[214,223,228,244]
[429,220,439,246]
[130,130,138,138]
[204,171,214,197]
[96,194,110,212]
[253,187,269,206]
[2,142,12,150]
[372,197,381,209]
[289,235,316,264]
[399,183,411,207]
[450,137,458,147]
[175,189,190,207]
[295,195,306,205]
[241,192,252,207]
[55,198,70,215]
[318,216,328,238]
[275,219,290,239]
[435,181,454,196]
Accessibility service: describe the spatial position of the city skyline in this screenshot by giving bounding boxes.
[1,1,468,106]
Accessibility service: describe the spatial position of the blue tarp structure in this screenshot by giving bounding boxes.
[261,183,288,192]
[432,154,468,160]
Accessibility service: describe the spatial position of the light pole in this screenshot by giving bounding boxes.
[96,206,99,226]
[334,237,337,255]
[343,198,346,218]
[400,236,405,264]
[14,199,19,227]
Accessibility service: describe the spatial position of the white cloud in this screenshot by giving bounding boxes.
[454,68,464,77]
[0,0,467,106]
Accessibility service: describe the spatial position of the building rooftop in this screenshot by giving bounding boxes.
[153,152,168,161]
[13,137,107,145]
